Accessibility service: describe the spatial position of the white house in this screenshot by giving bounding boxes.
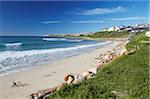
[114,27,120,31]
[102,28,108,31]
[145,31,150,37]
[107,27,115,31]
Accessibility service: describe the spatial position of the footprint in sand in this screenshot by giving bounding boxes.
[44,71,56,77]
[52,71,56,74]
[44,74,53,77]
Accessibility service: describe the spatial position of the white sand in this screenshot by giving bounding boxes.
[0,41,121,99]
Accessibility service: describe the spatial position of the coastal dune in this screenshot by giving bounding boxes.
[0,41,121,99]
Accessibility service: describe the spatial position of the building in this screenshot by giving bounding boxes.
[145,31,150,37]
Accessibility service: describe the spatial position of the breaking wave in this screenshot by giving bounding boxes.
[42,38,83,42]
[4,43,23,47]
[0,41,112,76]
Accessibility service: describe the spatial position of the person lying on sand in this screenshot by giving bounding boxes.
[64,75,75,85]
[64,68,98,85]
[102,54,113,63]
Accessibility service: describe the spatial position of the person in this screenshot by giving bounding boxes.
[103,54,110,62]
[64,74,75,85]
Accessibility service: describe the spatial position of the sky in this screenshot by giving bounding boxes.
[0,0,149,36]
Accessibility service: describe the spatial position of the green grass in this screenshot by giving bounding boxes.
[49,32,149,99]
[86,31,130,38]
[126,32,149,51]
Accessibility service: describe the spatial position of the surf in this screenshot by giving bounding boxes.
[42,38,83,42]
[0,41,111,76]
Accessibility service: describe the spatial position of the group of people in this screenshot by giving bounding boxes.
[29,67,98,99]
[64,41,126,86]
[96,42,125,68]
[29,41,126,99]
[64,67,98,85]
[30,87,57,99]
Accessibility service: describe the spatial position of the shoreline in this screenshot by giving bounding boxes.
[0,41,112,77]
[0,40,112,77]
[0,41,122,99]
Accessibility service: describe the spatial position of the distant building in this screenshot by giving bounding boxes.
[102,28,108,31]
[107,27,115,31]
[102,27,116,32]
[114,27,120,31]
[45,23,150,37]
[125,26,133,32]
[145,31,150,37]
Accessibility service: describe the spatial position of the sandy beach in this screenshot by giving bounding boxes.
[0,41,122,99]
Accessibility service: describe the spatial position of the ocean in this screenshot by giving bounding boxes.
[0,36,111,76]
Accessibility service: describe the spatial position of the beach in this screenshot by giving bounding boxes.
[0,41,122,99]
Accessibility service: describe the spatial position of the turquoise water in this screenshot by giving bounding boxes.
[0,36,97,51]
[0,36,111,76]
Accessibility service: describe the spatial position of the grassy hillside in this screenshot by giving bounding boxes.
[86,31,130,38]
[49,32,149,99]
[126,32,149,50]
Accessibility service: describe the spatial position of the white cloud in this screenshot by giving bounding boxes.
[72,20,104,23]
[108,17,146,21]
[71,6,125,15]
[40,20,61,24]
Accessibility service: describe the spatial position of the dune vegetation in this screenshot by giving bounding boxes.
[49,32,149,99]
[86,31,130,38]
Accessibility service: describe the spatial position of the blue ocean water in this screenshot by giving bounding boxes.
[0,36,93,51]
[0,36,111,76]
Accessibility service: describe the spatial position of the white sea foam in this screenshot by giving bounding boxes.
[42,38,83,42]
[0,41,111,76]
[4,43,23,47]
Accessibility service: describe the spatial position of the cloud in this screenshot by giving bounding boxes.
[72,20,104,23]
[71,6,126,15]
[108,17,146,21]
[40,20,61,24]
